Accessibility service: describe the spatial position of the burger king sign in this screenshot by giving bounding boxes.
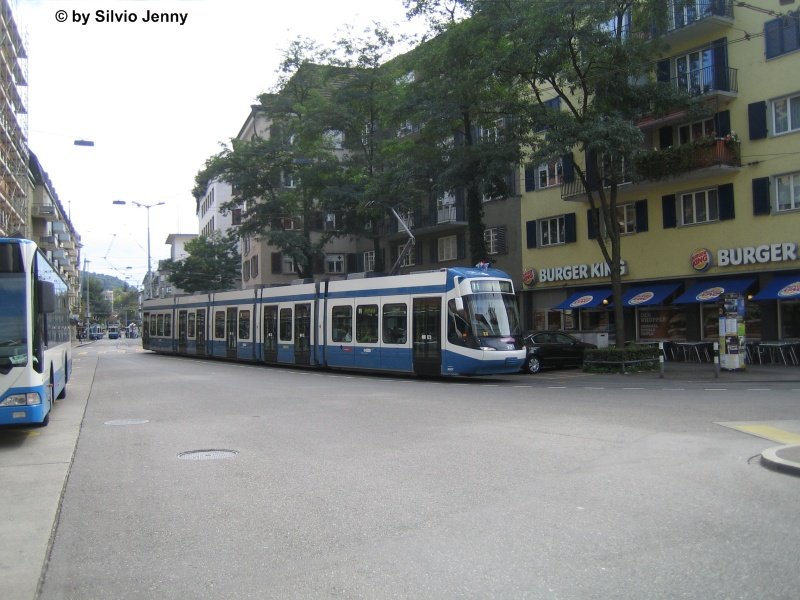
[691,248,713,272]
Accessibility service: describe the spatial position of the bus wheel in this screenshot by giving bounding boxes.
[57,385,67,400]
[34,411,50,427]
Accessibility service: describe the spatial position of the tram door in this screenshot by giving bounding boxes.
[226,307,237,359]
[294,303,311,365]
[263,305,278,363]
[196,309,206,356]
[178,310,188,353]
[412,297,441,376]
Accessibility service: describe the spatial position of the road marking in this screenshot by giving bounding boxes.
[624,387,645,390]
[663,388,686,391]
[547,386,567,389]
[722,424,800,445]
[746,388,770,391]
[703,388,728,391]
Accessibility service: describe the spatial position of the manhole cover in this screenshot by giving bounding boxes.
[104,419,150,426]
[177,449,238,461]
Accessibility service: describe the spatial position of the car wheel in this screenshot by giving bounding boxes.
[526,355,542,374]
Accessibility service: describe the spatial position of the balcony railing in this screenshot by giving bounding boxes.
[667,65,738,98]
[561,139,740,198]
[667,0,733,34]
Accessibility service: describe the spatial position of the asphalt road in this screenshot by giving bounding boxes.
[3,338,800,599]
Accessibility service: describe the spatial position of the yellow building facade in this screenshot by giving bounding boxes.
[519,1,800,351]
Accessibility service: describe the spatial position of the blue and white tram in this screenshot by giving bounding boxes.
[142,267,525,376]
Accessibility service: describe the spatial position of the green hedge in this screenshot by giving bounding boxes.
[583,345,660,373]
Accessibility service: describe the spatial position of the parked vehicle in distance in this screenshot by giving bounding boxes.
[107,326,120,340]
[522,330,597,374]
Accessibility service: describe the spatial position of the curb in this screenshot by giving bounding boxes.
[760,444,800,477]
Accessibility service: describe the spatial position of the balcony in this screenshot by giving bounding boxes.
[32,203,58,221]
[662,0,734,45]
[561,139,740,199]
[39,235,59,250]
[666,65,737,100]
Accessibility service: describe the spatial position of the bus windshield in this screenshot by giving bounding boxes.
[464,292,521,338]
[0,274,28,368]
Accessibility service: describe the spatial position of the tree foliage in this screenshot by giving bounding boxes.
[161,233,241,293]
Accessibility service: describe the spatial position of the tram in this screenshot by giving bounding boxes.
[142,267,525,376]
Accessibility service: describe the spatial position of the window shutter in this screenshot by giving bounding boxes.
[526,220,538,248]
[718,183,735,221]
[714,110,731,137]
[524,165,537,192]
[752,177,771,215]
[712,38,729,91]
[457,234,466,260]
[635,199,649,233]
[564,213,577,244]
[430,239,438,264]
[587,208,599,240]
[656,59,670,83]
[346,253,358,273]
[562,153,574,183]
[748,101,767,140]
[271,252,282,274]
[585,149,599,191]
[497,226,507,254]
[764,18,782,59]
[662,194,677,229]
[659,126,673,149]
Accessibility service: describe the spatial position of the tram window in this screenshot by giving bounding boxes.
[214,311,225,339]
[279,308,292,341]
[382,303,407,344]
[149,315,156,336]
[356,304,379,343]
[188,313,196,338]
[332,306,352,342]
[157,314,164,336]
[239,310,251,340]
[447,299,471,345]
[164,314,172,337]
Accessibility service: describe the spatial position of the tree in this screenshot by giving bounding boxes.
[161,233,241,293]
[410,0,688,344]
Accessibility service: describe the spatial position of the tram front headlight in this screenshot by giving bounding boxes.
[480,346,497,351]
[0,393,41,407]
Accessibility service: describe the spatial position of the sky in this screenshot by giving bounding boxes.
[16,0,424,288]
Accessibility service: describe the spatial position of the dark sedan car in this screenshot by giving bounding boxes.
[522,331,597,374]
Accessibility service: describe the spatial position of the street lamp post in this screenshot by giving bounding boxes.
[113,200,166,299]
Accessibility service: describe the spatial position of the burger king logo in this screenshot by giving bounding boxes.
[628,291,654,305]
[696,286,725,301]
[777,281,800,298]
[690,248,713,272]
[522,268,536,287]
[569,295,595,308]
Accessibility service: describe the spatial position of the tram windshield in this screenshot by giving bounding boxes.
[462,291,521,338]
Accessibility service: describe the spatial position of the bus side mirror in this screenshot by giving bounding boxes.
[37,281,56,314]
[454,297,464,312]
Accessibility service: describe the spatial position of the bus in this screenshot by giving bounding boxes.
[0,238,72,426]
[142,266,526,377]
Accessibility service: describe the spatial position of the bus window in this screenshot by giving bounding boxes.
[382,303,407,344]
[214,311,225,339]
[356,304,378,343]
[279,308,292,341]
[187,312,196,338]
[238,310,251,340]
[331,306,352,342]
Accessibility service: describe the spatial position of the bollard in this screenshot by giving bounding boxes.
[713,341,719,378]
[659,341,665,379]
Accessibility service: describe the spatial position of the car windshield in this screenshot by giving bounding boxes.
[0,274,28,368]
[463,292,522,337]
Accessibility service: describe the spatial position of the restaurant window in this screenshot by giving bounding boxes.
[637,306,686,340]
[238,310,251,340]
[580,309,611,332]
[745,301,762,340]
[681,188,719,225]
[701,304,718,340]
[532,310,563,332]
[776,171,800,212]
[781,299,800,338]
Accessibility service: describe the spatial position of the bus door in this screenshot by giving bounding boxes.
[195,309,206,356]
[412,297,441,376]
[226,307,237,359]
[263,305,278,363]
[294,303,311,365]
[178,310,188,353]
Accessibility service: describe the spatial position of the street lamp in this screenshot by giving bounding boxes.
[113,200,166,299]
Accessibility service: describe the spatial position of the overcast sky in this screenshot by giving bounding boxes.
[17,0,423,287]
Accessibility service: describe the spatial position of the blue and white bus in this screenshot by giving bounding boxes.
[142,267,525,376]
[0,238,72,426]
